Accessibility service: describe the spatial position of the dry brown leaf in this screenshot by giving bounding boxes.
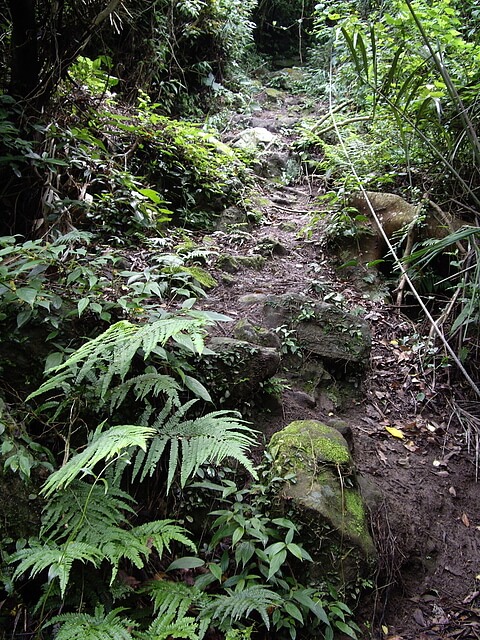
[461,512,470,527]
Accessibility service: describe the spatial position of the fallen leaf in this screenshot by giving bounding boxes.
[449,486,457,498]
[404,440,418,452]
[462,513,471,527]
[413,608,426,626]
[386,426,405,439]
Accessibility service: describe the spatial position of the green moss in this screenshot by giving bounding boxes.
[218,254,266,273]
[269,420,351,469]
[344,490,369,538]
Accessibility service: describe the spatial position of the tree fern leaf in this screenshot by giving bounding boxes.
[48,606,134,640]
[40,424,155,497]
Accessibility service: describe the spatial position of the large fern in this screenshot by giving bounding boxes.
[133,406,258,491]
[47,606,135,640]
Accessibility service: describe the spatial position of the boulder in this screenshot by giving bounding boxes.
[217,254,266,273]
[348,191,466,263]
[233,127,275,150]
[263,293,371,364]
[199,337,280,406]
[233,319,281,349]
[269,420,376,585]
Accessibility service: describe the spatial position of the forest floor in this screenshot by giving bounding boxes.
[189,81,480,639]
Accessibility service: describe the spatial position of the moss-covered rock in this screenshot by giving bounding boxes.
[268,420,376,586]
[262,293,371,364]
[269,419,353,471]
[217,254,266,273]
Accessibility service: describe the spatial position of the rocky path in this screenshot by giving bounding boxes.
[194,85,480,639]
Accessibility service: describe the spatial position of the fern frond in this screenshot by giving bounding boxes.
[203,586,282,630]
[131,520,196,558]
[92,520,194,583]
[48,606,134,640]
[142,580,207,618]
[28,313,210,403]
[134,409,257,491]
[40,424,155,497]
[41,480,135,543]
[11,540,102,597]
[134,611,199,640]
[109,372,181,413]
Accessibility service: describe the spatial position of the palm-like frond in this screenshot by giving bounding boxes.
[40,424,155,497]
[48,606,134,640]
[134,408,258,491]
[11,541,102,597]
[203,586,282,630]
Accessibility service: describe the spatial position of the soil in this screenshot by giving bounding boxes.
[191,83,480,639]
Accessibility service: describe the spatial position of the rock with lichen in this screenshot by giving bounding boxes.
[268,420,376,585]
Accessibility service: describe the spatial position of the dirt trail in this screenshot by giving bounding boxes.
[196,87,480,639]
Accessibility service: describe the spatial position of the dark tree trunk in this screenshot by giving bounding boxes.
[7,0,40,100]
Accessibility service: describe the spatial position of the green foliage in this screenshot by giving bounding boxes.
[0,398,53,481]
[204,585,282,629]
[39,424,155,497]
[35,98,249,236]
[69,56,119,94]
[0,232,219,341]
[133,407,258,491]
[135,611,200,640]
[12,540,104,597]
[309,0,480,197]
[48,606,135,640]
[27,312,213,413]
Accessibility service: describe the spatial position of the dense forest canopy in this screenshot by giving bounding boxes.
[1,0,480,638]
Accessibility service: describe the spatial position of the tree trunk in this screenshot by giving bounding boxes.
[7,0,40,100]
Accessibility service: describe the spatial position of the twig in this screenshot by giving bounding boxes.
[395,227,416,307]
[270,204,311,214]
